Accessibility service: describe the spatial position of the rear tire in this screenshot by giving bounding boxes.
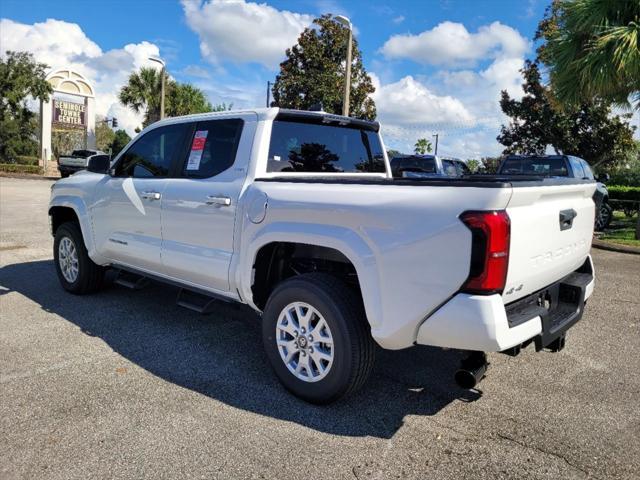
[262,273,375,404]
[53,221,105,294]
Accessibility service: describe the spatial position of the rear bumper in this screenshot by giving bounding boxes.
[416,255,595,352]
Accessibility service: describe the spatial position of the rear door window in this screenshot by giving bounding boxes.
[182,119,243,178]
[267,118,385,173]
[441,160,458,177]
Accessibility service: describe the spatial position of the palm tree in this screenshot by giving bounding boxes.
[169,84,212,117]
[414,138,432,155]
[118,67,168,127]
[537,0,640,239]
[537,0,640,109]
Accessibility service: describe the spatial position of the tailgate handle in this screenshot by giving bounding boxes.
[559,209,577,231]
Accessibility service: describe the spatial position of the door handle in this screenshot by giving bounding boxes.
[141,191,161,201]
[205,195,231,206]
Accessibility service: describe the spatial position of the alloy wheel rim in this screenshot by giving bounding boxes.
[58,236,79,283]
[275,301,334,383]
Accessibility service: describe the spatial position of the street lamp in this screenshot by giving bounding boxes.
[148,55,166,120]
[334,15,352,117]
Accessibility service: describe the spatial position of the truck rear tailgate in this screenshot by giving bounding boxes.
[503,181,596,303]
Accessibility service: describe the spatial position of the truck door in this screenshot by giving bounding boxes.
[91,123,189,273]
[160,114,256,293]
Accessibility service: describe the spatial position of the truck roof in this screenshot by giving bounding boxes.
[149,107,380,132]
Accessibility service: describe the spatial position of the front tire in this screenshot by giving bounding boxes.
[262,273,375,404]
[53,222,105,294]
[595,202,613,231]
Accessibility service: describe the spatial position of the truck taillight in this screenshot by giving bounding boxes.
[460,210,510,294]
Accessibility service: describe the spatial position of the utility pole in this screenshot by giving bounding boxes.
[334,15,353,117]
[266,81,271,107]
[148,56,166,120]
[433,133,439,155]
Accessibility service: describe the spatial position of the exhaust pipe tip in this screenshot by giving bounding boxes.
[455,352,488,389]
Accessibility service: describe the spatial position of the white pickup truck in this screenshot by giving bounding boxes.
[57,149,108,178]
[49,108,596,403]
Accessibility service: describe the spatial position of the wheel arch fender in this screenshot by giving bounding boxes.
[48,196,106,264]
[238,221,384,330]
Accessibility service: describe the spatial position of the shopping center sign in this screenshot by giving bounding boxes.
[53,99,86,127]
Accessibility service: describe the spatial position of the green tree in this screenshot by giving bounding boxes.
[498,61,636,169]
[119,67,216,128]
[168,83,212,116]
[0,51,53,162]
[414,138,432,155]
[95,116,115,152]
[110,129,131,157]
[212,102,233,112]
[466,159,481,173]
[536,0,640,109]
[387,149,402,159]
[536,1,640,239]
[118,67,166,127]
[481,157,502,174]
[272,14,376,120]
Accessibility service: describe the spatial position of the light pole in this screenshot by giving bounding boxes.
[334,15,352,117]
[432,133,439,155]
[148,56,166,120]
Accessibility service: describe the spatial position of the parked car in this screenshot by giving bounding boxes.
[497,154,612,230]
[49,108,596,403]
[58,149,108,178]
[390,154,470,178]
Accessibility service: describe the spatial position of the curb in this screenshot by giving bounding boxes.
[592,238,640,255]
[0,173,59,181]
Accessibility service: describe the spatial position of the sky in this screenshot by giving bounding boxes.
[0,0,616,158]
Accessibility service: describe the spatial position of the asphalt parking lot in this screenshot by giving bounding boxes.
[1,176,639,479]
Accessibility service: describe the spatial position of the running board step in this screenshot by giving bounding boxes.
[176,288,231,314]
[114,270,149,290]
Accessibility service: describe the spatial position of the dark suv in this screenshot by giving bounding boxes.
[497,155,612,230]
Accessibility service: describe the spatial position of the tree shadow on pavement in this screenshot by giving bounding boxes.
[0,260,480,439]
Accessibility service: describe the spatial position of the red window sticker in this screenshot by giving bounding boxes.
[187,130,209,170]
[191,130,208,151]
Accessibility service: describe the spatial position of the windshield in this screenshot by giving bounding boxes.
[267,119,386,174]
[70,150,97,158]
[500,156,568,176]
[390,156,437,177]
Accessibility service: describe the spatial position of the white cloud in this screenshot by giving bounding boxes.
[375,20,530,157]
[181,0,313,68]
[392,15,405,24]
[380,21,529,67]
[0,18,162,135]
[180,64,212,79]
[371,74,474,126]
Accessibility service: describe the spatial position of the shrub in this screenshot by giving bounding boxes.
[15,155,39,166]
[608,169,640,187]
[0,163,44,175]
[608,185,640,202]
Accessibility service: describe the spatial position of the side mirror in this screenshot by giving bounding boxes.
[597,173,610,183]
[87,155,110,174]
